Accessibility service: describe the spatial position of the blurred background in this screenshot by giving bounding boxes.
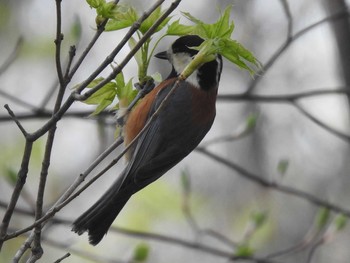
[1,0,350,262]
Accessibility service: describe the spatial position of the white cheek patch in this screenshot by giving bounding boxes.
[171,52,200,89]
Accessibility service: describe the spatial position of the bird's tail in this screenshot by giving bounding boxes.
[72,170,131,245]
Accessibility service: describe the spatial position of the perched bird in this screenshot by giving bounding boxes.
[72,35,223,245]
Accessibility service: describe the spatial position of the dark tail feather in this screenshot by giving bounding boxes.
[72,172,131,245]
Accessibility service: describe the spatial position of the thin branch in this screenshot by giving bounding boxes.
[293,101,350,142]
[246,10,350,93]
[279,0,293,39]
[4,104,29,138]
[0,109,113,122]
[0,89,41,111]
[0,36,23,75]
[27,1,68,261]
[218,88,350,102]
[25,0,177,143]
[0,140,33,250]
[196,148,350,217]
[53,252,71,263]
[54,0,64,88]
[66,0,120,81]
[0,202,280,263]
[218,89,350,143]
[73,0,175,99]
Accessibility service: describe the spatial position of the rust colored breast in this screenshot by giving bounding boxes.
[190,85,218,126]
[124,78,177,159]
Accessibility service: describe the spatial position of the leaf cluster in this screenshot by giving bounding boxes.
[82,2,260,117]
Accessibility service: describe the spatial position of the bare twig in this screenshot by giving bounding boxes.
[0,141,33,250]
[53,252,71,263]
[73,0,178,100]
[293,101,350,142]
[0,37,23,75]
[217,88,350,143]
[279,0,293,39]
[246,10,350,93]
[196,148,350,218]
[4,104,29,138]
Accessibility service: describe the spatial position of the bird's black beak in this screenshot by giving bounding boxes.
[154,51,168,60]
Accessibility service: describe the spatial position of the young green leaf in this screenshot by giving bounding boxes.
[277,159,289,176]
[316,207,330,230]
[5,168,17,185]
[86,0,105,9]
[334,214,347,231]
[211,5,234,38]
[166,19,195,35]
[180,169,191,195]
[132,243,150,262]
[251,211,268,229]
[96,1,117,19]
[70,16,82,41]
[115,72,125,88]
[117,78,137,109]
[245,114,258,131]
[84,82,117,115]
[219,39,259,73]
[235,244,255,257]
[105,4,138,31]
[139,6,171,34]
[129,36,143,69]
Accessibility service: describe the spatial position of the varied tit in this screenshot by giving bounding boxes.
[72,35,223,245]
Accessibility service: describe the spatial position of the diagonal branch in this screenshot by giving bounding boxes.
[246,10,350,93]
[196,147,350,217]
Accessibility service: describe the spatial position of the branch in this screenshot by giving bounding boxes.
[0,201,280,263]
[217,88,350,143]
[0,141,33,250]
[196,147,350,217]
[0,37,23,75]
[246,10,350,93]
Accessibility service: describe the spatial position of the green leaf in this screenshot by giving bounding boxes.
[5,168,17,185]
[86,77,105,89]
[139,6,171,34]
[176,6,259,75]
[115,72,125,88]
[211,5,234,38]
[251,211,268,228]
[86,0,105,9]
[84,81,117,115]
[132,243,150,262]
[129,37,143,68]
[117,78,137,109]
[180,169,191,194]
[105,4,138,31]
[277,159,289,176]
[181,11,203,25]
[334,214,347,231]
[97,1,117,19]
[84,82,117,105]
[91,98,114,115]
[245,114,258,131]
[70,16,82,41]
[316,208,330,230]
[235,244,254,257]
[220,39,258,73]
[182,6,234,39]
[166,19,195,35]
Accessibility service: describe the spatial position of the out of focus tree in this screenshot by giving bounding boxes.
[0,0,349,262]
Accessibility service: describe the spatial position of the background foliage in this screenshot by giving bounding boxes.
[0,0,350,262]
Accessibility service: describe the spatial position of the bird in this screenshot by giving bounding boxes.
[72,35,223,245]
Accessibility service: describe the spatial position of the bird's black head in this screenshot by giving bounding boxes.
[155,35,222,91]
